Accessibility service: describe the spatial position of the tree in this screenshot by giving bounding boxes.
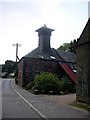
[57,43,70,51]
[57,39,77,52]
[2,60,18,78]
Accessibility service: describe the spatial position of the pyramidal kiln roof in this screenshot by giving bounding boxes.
[24,25,75,63]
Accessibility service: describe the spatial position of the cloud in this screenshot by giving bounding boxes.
[0,0,88,64]
[88,1,90,18]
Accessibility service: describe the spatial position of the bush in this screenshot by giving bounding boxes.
[26,73,76,94]
[26,72,61,94]
[58,76,76,93]
[26,81,35,90]
[34,72,61,94]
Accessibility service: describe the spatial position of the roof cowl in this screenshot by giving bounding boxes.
[35,25,54,33]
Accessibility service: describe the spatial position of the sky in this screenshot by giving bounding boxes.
[0,0,89,64]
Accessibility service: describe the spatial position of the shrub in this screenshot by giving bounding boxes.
[26,73,76,94]
[26,81,35,90]
[26,72,61,94]
[34,72,61,94]
[58,76,76,93]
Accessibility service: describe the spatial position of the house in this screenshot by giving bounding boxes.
[75,18,90,103]
[18,25,76,87]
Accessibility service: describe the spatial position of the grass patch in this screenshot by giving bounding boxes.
[70,101,90,112]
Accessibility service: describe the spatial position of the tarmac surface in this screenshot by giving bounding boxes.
[10,79,89,119]
[44,93,76,105]
[2,79,42,119]
[0,78,2,120]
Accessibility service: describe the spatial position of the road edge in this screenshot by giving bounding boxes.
[10,80,47,120]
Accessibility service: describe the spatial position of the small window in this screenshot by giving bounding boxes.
[39,55,43,58]
[73,70,76,73]
[50,56,56,59]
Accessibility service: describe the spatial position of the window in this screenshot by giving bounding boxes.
[50,56,56,59]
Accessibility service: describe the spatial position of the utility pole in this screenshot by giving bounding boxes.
[12,43,21,62]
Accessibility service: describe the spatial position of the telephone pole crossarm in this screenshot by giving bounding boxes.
[12,43,21,62]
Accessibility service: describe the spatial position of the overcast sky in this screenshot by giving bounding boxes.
[0,0,89,64]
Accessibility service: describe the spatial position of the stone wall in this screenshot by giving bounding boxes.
[18,58,24,86]
[18,57,64,87]
[76,18,90,103]
[76,44,89,103]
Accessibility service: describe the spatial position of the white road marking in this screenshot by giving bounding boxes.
[11,80,47,120]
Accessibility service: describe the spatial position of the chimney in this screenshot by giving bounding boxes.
[35,25,54,52]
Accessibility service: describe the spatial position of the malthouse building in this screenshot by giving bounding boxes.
[17,25,76,87]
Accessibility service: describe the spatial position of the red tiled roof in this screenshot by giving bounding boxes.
[59,63,76,83]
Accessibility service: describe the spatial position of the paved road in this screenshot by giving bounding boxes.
[2,79,88,119]
[0,78,2,120]
[2,79,42,119]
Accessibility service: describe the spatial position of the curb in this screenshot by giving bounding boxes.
[11,80,48,120]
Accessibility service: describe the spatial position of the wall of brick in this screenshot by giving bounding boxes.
[18,58,24,86]
[18,57,64,87]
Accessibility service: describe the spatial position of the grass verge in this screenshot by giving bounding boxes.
[70,101,90,112]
